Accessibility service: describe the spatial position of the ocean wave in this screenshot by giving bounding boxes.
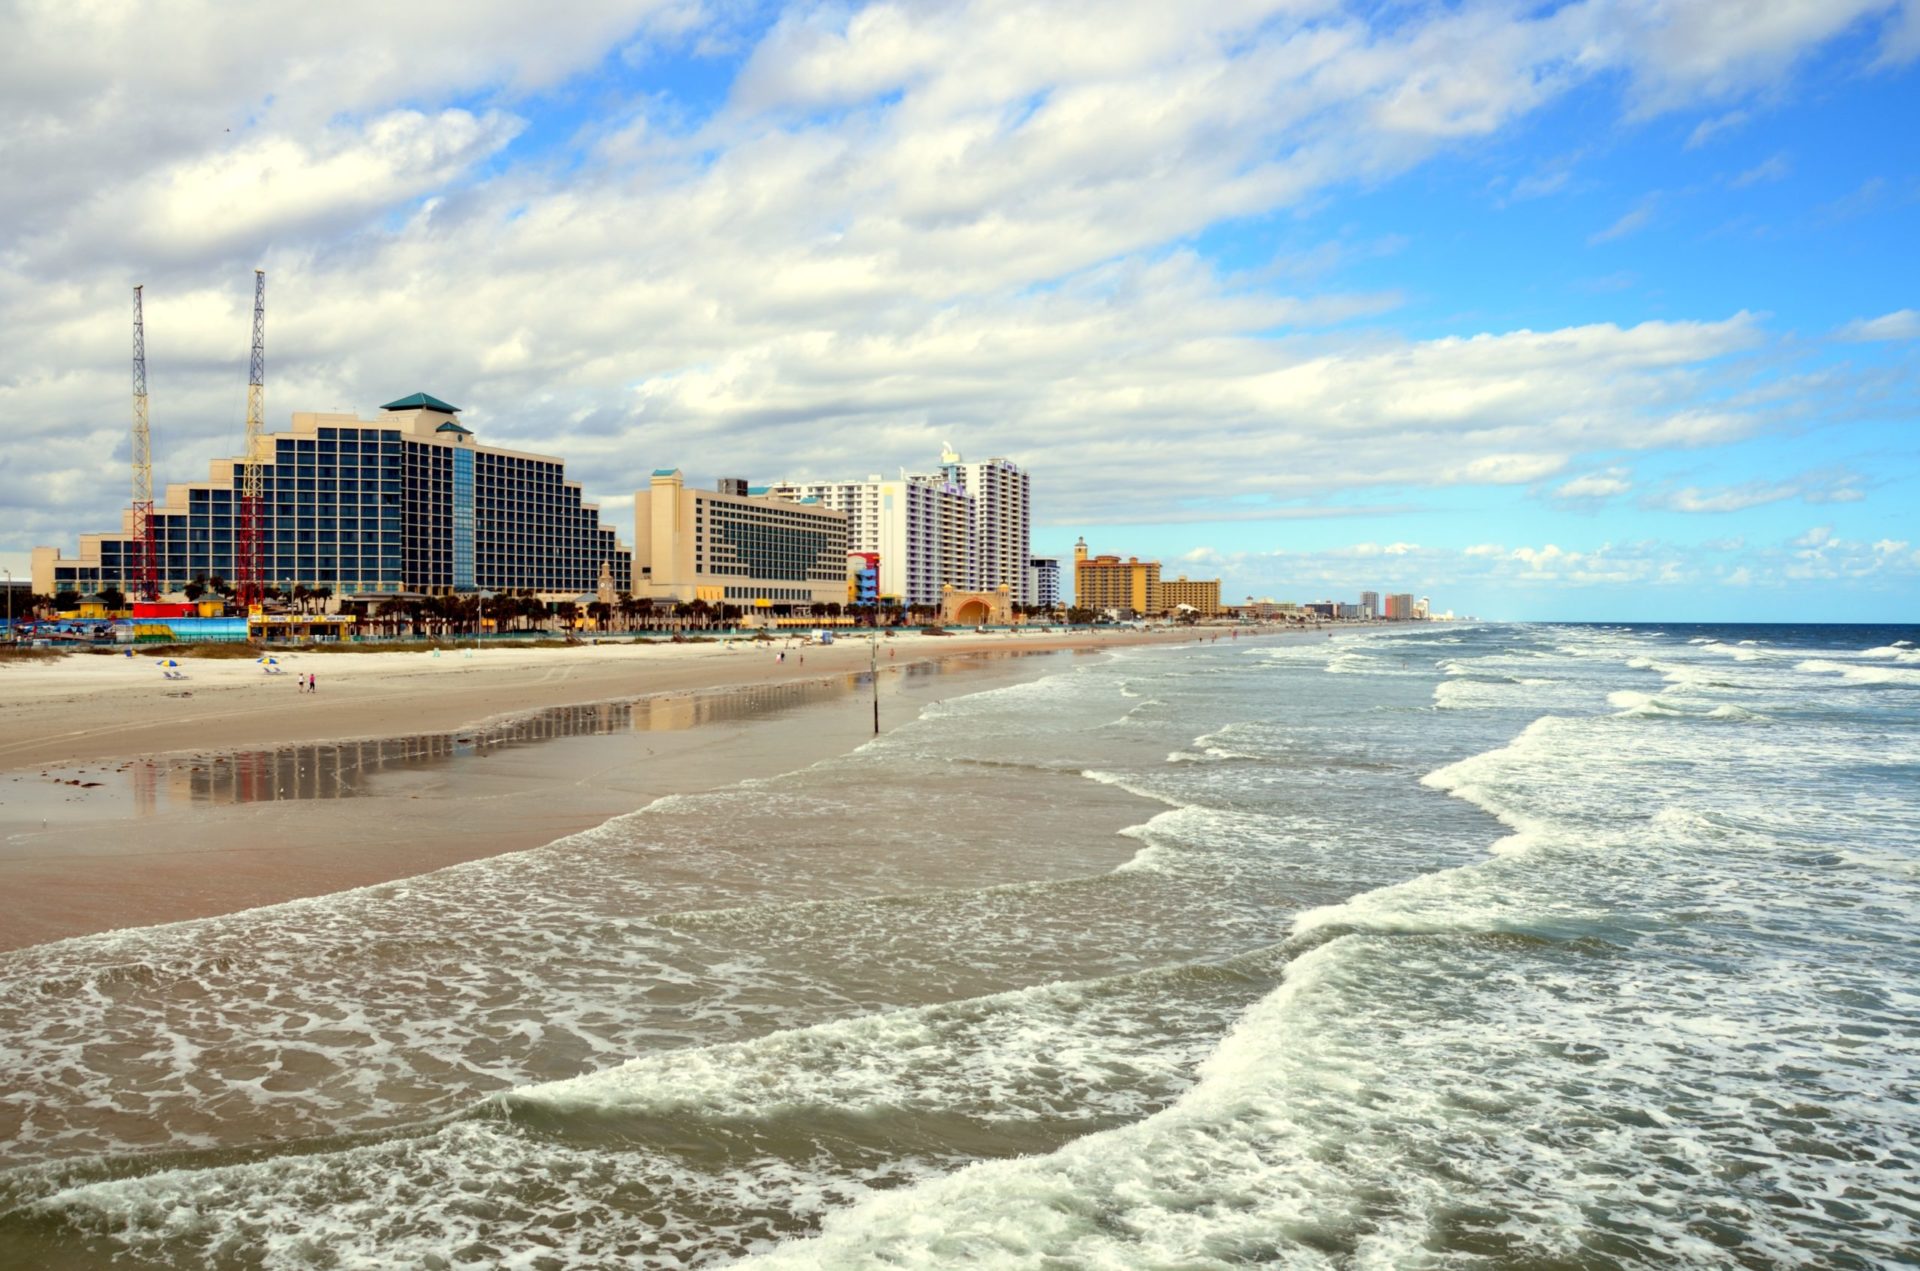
[504,959,1259,1124]
[1796,659,1920,687]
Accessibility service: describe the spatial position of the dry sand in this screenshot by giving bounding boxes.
[0,627,1229,772]
[0,627,1303,949]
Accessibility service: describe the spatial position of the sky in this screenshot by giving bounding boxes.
[0,0,1915,621]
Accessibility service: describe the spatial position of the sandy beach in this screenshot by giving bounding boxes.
[0,627,1244,772]
[0,627,1300,950]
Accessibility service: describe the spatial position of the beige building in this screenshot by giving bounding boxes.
[1072,537,1162,615]
[634,470,848,611]
[1162,575,1222,616]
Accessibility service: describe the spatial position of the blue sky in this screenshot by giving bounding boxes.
[1,0,1915,619]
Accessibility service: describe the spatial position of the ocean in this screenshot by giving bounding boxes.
[1,623,1915,1268]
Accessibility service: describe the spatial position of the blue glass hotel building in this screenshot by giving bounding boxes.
[32,394,632,599]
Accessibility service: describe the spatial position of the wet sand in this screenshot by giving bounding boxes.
[0,627,1229,772]
[0,630,1300,950]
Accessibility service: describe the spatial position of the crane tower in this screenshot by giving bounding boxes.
[237,270,266,610]
[130,285,159,602]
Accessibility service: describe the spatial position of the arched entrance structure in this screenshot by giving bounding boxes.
[939,583,1013,627]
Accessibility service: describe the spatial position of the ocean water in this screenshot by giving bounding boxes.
[1,624,1916,1268]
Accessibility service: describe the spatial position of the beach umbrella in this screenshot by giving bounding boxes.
[157,659,178,667]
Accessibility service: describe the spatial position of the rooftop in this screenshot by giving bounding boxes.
[381,392,461,414]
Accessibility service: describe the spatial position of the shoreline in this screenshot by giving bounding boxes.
[0,627,1271,772]
[0,628,1317,951]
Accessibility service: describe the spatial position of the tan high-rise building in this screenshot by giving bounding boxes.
[1072,537,1161,615]
[1162,575,1222,616]
[634,470,848,612]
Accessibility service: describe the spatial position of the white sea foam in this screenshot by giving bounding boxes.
[10,623,1916,1270]
[1797,658,1920,686]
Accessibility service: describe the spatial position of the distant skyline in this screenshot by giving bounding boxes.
[1,1,1915,620]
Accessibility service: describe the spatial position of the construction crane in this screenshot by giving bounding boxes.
[236,269,266,610]
[130,285,159,602]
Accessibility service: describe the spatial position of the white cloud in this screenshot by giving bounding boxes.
[1877,0,1920,65]
[1686,109,1749,148]
[1649,468,1866,512]
[1590,197,1657,244]
[1554,467,1633,500]
[1836,309,1920,341]
[1659,482,1798,512]
[0,0,1902,556]
[1730,152,1792,187]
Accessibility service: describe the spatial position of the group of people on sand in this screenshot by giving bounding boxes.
[295,672,317,693]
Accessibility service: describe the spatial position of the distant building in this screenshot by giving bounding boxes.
[768,444,1032,607]
[33,394,632,600]
[1028,556,1062,610]
[634,469,848,613]
[1073,537,1161,615]
[1360,590,1379,620]
[1383,592,1416,620]
[939,445,1033,604]
[848,551,880,605]
[767,475,975,608]
[1162,575,1222,615]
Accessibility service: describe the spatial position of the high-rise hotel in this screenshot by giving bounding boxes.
[32,394,632,599]
[763,475,975,607]
[937,446,1032,604]
[767,446,1032,607]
